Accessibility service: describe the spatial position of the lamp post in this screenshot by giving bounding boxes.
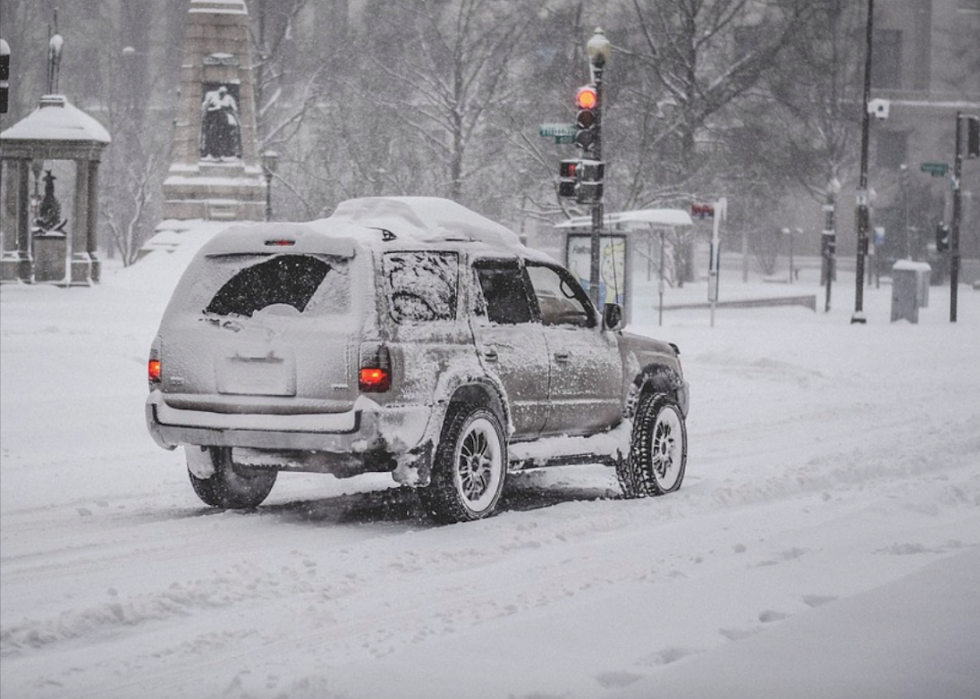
[584,28,611,310]
[261,150,279,222]
[823,177,841,313]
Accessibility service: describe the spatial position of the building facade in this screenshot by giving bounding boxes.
[870,0,980,266]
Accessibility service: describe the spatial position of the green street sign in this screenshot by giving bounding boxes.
[539,123,577,138]
[920,162,949,177]
[554,135,575,145]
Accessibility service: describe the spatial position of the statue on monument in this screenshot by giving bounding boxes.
[34,170,68,235]
[199,84,242,160]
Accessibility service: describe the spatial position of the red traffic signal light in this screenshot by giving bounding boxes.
[575,85,599,153]
[558,159,578,198]
[576,86,597,110]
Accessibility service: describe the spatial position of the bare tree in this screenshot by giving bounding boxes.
[764,0,865,200]
[616,0,817,199]
[357,0,537,207]
[90,0,178,265]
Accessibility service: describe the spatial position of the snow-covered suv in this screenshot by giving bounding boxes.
[146,197,689,523]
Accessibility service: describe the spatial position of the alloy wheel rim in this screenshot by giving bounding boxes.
[651,407,682,489]
[457,418,501,509]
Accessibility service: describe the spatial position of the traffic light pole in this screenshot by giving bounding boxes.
[950,112,963,323]
[588,62,604,311]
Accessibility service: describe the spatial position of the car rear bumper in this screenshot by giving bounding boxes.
[145,392,431,465]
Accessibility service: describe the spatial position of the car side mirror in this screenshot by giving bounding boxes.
[603,303,624,331]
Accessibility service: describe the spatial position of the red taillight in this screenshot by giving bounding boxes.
[359,367,390,391]
[359,344,391,392]
[265,239,295,247]
[148,359,162,383]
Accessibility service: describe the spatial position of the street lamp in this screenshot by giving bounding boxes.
[261,150,279,222]
[823,177,841,313]
[584,28,611,310]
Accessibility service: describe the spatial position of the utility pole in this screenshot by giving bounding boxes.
[852,0,874,324]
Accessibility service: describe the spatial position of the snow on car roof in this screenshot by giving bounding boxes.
[199,221,358,258]
[193,197,550,261]
[328,197,525,250]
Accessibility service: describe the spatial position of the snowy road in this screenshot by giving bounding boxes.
[2,250,979,699]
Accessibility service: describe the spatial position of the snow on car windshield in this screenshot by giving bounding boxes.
[202,254,349,318]
[382,251,458,323]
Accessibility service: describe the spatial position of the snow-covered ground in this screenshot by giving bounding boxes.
[2,228,979,699]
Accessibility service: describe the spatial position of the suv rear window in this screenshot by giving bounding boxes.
[383,251,459,323]
[197,254,349,318]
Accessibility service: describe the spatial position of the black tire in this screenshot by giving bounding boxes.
[618,392,687,498]
[418,405,507,524]
[187,447,277,509]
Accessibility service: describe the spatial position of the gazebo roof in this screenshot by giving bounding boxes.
[1,95,110,160]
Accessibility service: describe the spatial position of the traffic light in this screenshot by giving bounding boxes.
[558,159,578,198]
[966,115,980,159]
[0,39,10,115]
[557,159,605,203]
[575,159,604,204]
[935,223,950,253]
[574,85,598,153]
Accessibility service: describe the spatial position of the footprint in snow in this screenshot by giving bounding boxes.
[595,670,645,689]
[640,646,703,666]
[719,626,762,641]
[802,594,838,608]
[758,609,791,623]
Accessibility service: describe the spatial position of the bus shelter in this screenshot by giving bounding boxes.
[554,208,693,323]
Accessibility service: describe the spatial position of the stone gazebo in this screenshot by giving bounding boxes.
[1,94,110,284]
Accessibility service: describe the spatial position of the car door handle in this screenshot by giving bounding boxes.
[483,348,499,362]
[554,351,570,363]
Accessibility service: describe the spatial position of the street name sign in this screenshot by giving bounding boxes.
[539,123,577,139]
[920,162,949,177]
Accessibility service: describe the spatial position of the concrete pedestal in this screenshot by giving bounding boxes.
[33,233,68,283]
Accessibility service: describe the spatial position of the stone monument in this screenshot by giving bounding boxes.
[162,0,264,221]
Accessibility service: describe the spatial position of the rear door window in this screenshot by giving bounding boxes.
[472,259,535,325]
[382,251,459,323]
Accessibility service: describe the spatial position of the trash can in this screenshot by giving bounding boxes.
[891,260,931,323]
